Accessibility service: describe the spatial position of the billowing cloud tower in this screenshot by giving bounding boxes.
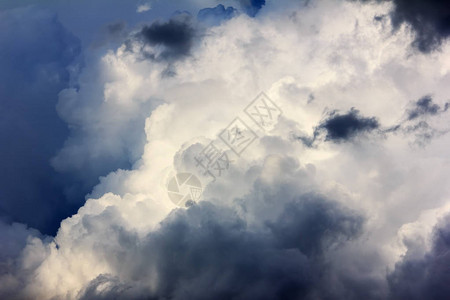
[1,1,450,299]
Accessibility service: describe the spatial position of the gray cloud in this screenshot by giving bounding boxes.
[296,108,380,146]
[296,95,449,148]
[0,219,45,299]
[393,95,449,146]
[390,0,450,52]
[78,195,364,300]
[407,95,448,120]
[388,215,450,300]
[358,0,450,52]
[135,15,197,61]
[197,5,237,26]
[319,109,380,142]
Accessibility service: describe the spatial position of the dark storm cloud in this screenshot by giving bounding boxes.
[358,0,450,52]
[388,215,450,300]
[79,196,365,300]
[294,109,380,147]
[407,95,448,120]
[0,7,81,234]
[318,109,380,142]
[268,196,363,257]
[136,16,196,60]
[390,0,450,52]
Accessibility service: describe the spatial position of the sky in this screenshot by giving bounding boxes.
[0,0,450,299]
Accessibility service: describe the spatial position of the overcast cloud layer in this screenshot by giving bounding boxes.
[1,0,450,299]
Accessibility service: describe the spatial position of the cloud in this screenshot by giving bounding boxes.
[75,186,364,299]
[391,95,450,146]
[388,214,450,300]
[0,0,211,48]
[48,15,198,207]
[318,108,380,142]
[137,3,151,13]
[358,0,450,52]
[296,95,449,147]
[0,219,45,299]
[1,1,450,299]
[198,5,238,26]
[135,15,197,60]
[407,95,448,120]
[389,0,450,52]
[36,1,450,297]
[0,221,42,264]
[295,108,380,146]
